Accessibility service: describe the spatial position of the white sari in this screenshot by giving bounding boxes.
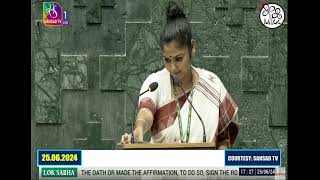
[138,66,238,146]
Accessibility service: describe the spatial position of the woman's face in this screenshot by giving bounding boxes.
[162,41,194,83]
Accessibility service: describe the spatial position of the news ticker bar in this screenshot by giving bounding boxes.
[39,167,286,179]
[37,149,281,167]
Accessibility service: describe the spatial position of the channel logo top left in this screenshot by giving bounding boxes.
[43,2,69,26]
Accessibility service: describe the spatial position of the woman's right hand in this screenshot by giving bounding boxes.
[120,133,131,144]
[120,127,144,144]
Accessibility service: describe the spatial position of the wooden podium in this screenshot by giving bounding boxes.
[119,142,216,150]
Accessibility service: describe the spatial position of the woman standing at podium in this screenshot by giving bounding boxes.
[121,0,239,149]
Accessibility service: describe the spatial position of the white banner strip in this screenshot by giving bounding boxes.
[82,150,225,167]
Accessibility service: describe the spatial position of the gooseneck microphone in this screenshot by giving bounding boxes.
[139,82,158,96]
[172,76,207,143]
[131,82,159,143]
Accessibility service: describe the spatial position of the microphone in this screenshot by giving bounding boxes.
[131,82,159,143]
[172,75,207,143]
[139,82,158,96]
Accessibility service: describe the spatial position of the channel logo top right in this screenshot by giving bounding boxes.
[260,3,285,29]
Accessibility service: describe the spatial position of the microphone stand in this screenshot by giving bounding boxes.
[130,92,140,144]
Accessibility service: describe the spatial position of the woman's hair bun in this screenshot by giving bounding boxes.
[166,0,185,20]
